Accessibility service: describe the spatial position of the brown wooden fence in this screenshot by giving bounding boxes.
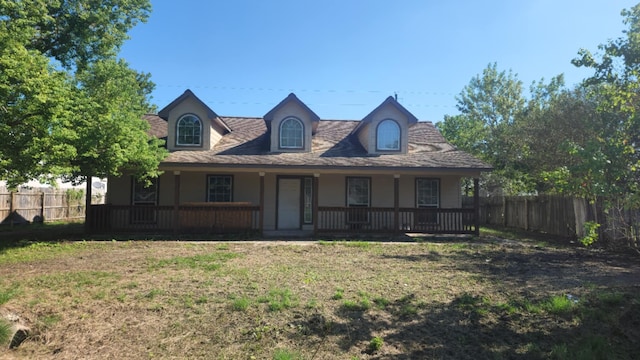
[466,195,582,238]
[0,190,93,225]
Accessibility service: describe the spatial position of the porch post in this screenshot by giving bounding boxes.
[474,177,480,236]
[259,172,265,235]
[394,174,400,234]
[173,171,181,234]
[313,173,319,234]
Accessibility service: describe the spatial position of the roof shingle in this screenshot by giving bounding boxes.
[152,116,492,171]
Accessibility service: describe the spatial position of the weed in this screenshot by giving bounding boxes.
[306,298,318,309]
[342,241,371,248]
[596,291,625,306]
[149,252,239,271]
[0,284,20,305]
[232,297,250,311]
[369,336,384,352]
[273,348,303,360]
[0,318,11,346]
[332,288,344,300]
[40,314,61,329]
[264,288,297,312]
[544,295,575,315]
[373,296,390,309]
[143,289,164,300]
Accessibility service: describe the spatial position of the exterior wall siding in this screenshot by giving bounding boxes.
[268,101,314,153]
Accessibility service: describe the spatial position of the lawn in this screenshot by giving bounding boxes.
[0,232,639,359]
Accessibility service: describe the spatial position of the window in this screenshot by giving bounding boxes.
[176,114,202,146]
[208,175,232,202]
[416,178,439,224]
[131,177,158,224]
[303,178,313,224]
[376,119,400,151]
[279,117,303,149]
[346,177,370,224]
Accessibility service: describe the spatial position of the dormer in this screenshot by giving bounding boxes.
[351,96,418,155]
[263,93,320,153]
[158,89,231,151]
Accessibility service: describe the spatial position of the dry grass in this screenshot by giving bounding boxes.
[0,237,639,359]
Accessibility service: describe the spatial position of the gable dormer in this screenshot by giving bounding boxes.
[263,93,320,152]
[351,96,418,155]
[158,89,231,151]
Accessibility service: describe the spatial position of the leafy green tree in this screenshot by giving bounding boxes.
[0,0,166,190]
[438,63,527,194]
[563,4,640,206]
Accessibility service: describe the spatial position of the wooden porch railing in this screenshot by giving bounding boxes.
[88,204,260,234]
[317,207,476,234]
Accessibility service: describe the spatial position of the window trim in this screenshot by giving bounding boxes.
[206,175,234,202]
[375,119,401,152]
[279,117,304,149]
[415,178,440,225]
[415,177,442,209]
[131,176,159,224]
[346,176,371,225]
[176,113,203,147]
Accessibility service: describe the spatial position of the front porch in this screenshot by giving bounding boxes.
[89,172,481,236]
[87,204,478,235]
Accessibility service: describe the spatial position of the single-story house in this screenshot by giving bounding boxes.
[90,90,492,235]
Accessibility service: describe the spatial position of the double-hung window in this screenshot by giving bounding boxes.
[346,177,370,224]
[416,178,439,224]
[131,177,158,224]
[208,175,233,202]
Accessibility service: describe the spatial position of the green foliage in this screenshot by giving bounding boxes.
[0,0,165,188]
[331,288,344,300]
[0,318,11,346]
[368,336,384,352]
[580,221,600,247]
[231,297,250,312]
[260,288,297,312]
[273,348,303,360]
[543,295,576,315]
[0,284,20,305]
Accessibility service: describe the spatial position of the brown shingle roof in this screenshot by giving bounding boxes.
[143,114,168,139]
[156,116,492,171]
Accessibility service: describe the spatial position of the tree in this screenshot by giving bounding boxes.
[437,63,527,194]
[0,0,166,190]
[565,4,640,205]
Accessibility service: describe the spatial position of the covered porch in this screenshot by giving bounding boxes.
[88,169,481,236]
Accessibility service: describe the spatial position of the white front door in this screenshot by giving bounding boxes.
[277,178,301,229]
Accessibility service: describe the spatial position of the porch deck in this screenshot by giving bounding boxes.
[87,205,479,235]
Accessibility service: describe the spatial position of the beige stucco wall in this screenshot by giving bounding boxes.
[356,103,411,155]
[268,101,314,152]
[316,174,461,208]
[165,96,225,151]
[108,171,464,232]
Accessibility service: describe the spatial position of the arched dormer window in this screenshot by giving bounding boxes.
[376,119,400,151]
[279,117,304,149]
[176,114,202,146]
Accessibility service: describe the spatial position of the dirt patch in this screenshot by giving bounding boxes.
[0,238,638,359]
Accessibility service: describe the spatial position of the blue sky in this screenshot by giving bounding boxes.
[120,0,638,122]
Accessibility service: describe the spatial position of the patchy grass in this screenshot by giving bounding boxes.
[0,239,638,359]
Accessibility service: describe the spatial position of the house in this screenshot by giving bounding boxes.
[90,90,492,235]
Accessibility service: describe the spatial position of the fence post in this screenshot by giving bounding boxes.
[474,178,480,236]
[9,191,15,226]
[502,196,508,227]
[524,198,529,231]
[40,192,45,222]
